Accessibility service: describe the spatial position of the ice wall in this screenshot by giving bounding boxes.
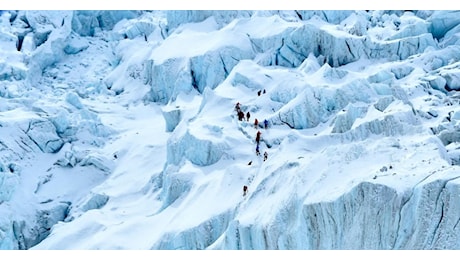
[143,31,254,104]
[166,11,253,32]
[71,10,141,36]
[151,160,460,249]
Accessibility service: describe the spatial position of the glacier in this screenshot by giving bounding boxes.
[1,10,460,250]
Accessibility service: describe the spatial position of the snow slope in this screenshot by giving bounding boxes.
[1,9,460,250]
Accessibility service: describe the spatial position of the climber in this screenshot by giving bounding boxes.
[235,102,241,112]
[238,110,245,121]
[254,118,259,129]
[243,185,248,196]
[263,151,268,161]
[246,111,251,122]
[446,111,454,122]
[256,144,260,156]
[258,90,262,96]
[255,131,261,144]
[264,119,269,129]
[263,89,266,94]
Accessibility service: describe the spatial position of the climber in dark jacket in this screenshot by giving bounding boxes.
[255,131,261,144]
[235,102,241,112]
[238,111,245,121]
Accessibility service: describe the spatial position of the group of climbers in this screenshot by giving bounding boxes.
[235,90,272,197]
[255,132,268,161]
[235,102,254,123]
[253,118,270,129]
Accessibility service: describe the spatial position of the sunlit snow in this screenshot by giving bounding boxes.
[1,9,460,250]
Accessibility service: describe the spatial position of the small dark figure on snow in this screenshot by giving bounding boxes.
[256,144,260,156]
[246,111,251,122]
[254,118,259,129]
[446,111,454,122]
[238,111,245,121]
[258,90,262,96]
[235,102,241,112]
[255,131,261,144]
[243,185,248,196]
[263,151,268,161]
[264,119,268,129]
[248,161,252,166]
[263,89,266,94]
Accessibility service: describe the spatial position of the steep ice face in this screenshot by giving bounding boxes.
[0,164,20,204]
[71,10,141,36]
[143,21,255,104]
[428,10,460,39]
[166,10,253,32]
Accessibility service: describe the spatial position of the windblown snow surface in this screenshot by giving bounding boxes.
[1,9,460,250]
